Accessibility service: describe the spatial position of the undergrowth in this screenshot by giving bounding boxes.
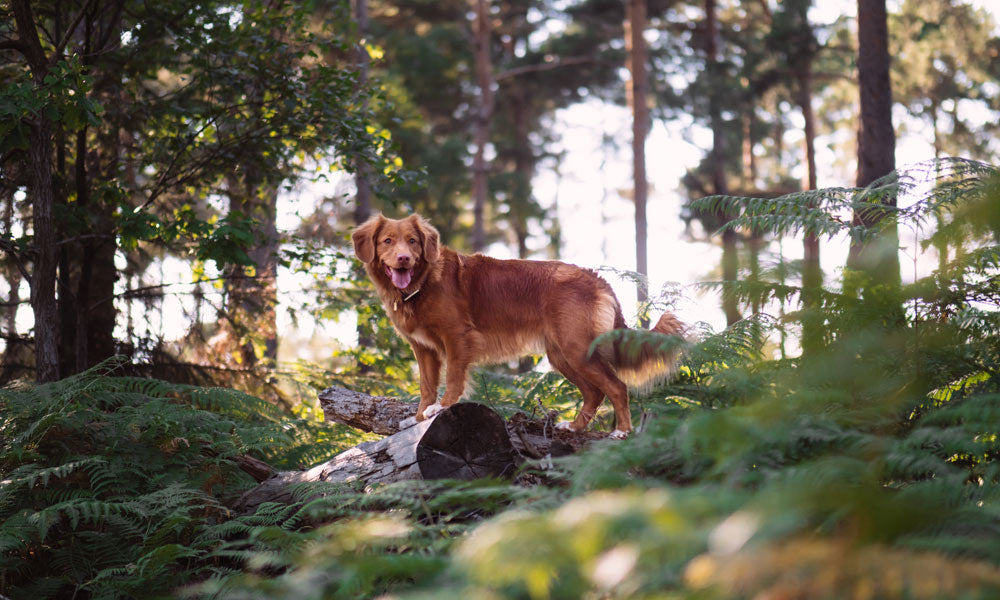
[2,158,1000,599]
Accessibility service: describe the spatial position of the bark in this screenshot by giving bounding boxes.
[706,0,740,326]
[798,55,823,355]
[319,386,417,436]
[509,83,540,373]
[27,119,60,383]
[510,85,534,261]
[225,178,280,366]
[12,0,60,382]
[470,0,495,252]
[847,0,900,290]
[930,103,948,273]
[353,0,375,368]
[85,5,127,369]
[625,0,650,324]
[79,200,117,369]
[854,0,896,189]
[742,113,756,184]
[60,126,119,374]
[353,0,372,223]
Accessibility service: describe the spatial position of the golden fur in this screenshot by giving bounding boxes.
[352,213,684,436]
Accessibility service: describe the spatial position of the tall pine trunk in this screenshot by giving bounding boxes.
[54,7,124,374]
[706,0,740,326]
[12,0,60,382]
[352,0,375,371]
[353,0,372,224]
[798,53,823,355]
[625,0,650,326]
[226,179,280,368]
[847,0,900,292]
[470,0,494,252]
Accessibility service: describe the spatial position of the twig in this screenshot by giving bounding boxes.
[495,55,595,81]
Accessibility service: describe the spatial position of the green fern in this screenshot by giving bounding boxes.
[0,362,362,599]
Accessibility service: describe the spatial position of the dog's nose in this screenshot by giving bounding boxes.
[396,254,412,265]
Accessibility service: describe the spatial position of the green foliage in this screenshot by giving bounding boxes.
[0,361,360,599]
[185,479,541,600]
[0,56,103,154]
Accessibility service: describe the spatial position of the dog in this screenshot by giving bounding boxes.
[351,213,684,438]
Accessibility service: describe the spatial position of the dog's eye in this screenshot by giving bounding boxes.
[383,238,392,244]
[408,238,417,244]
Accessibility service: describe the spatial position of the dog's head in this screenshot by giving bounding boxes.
[352,213,440,290]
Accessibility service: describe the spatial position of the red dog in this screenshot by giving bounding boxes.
[352,213,683,438]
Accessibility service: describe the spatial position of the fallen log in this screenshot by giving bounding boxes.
[235,402,517,513]
[318,386,415,436]
[236,389,610,513]
[317,386,603,456]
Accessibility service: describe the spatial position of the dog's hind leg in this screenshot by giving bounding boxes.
[547,345,606,432]
[577,360,631,437]
[549,335,632,436]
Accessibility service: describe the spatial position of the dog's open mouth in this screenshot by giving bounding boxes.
[385,265,413,289]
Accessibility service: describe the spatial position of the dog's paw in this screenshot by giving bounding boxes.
[554,421,576,431]
[422,402,445,419]
[398,416,418,429]
[607,429,630,440]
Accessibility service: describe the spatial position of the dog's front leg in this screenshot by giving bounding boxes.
[438,341,473,410]
[411,344,442,423]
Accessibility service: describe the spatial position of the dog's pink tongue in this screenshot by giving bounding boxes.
[390,267,413,289]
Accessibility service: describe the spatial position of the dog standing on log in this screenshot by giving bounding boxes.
[352,213,684,438]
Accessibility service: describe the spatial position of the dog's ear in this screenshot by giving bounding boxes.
[413,216,440,263]
[352,214,385,264]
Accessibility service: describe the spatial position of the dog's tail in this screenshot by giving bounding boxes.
[605,311,686,391]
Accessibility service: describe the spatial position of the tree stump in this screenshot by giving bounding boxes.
[416,402,517,480]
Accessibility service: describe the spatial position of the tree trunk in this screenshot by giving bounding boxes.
[510,85,534,261]
[706,0,740,326]
[28,125,60,383]
[510,83,540,373]
[12,0,60,382]
[353,0,372,224]
[229,176,280,366]
[854,0,896,188]
[847,0,899,291]
[61,124,119,374]
[798,58,823,355]
[470,0,494,252]
[742,112,756,184]
[353,0,375,370]
[625,0,650,326]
